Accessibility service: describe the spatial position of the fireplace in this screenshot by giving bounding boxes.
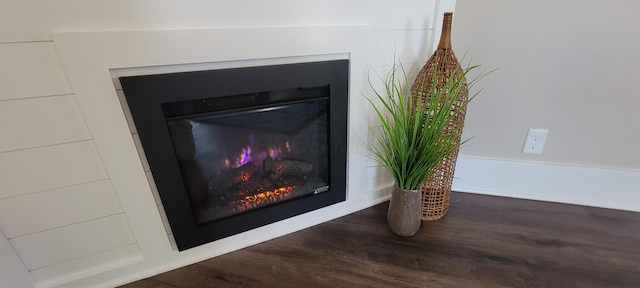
[120,60,349,251]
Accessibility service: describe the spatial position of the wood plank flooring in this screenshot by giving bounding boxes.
[120,192,640,287]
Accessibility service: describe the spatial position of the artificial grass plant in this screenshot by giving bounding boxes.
[367,62,487,190]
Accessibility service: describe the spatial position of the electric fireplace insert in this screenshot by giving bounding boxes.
[120,60,348,251]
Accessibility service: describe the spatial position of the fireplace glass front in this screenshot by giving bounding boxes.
[165,88,330,225]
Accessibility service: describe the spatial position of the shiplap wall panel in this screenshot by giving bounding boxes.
[0,42,71,101]
[0,141,108,199]
[30,244,141,286]
[9,214,135,270]
[0,180,122,238]
[0,95,91,153]
[0,229,35,288]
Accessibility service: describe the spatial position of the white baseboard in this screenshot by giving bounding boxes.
[452,156,640,212]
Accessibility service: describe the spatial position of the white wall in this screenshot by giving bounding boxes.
[453,0,640,170]
[0,1,450,287]
[448,0,639,213]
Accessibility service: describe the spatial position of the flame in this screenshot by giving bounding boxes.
[225,135,294,169]
[237,146,251,166]
[232,186,294,212]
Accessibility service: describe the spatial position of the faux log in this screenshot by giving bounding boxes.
[263,157,313,181]
[208,162,257,195]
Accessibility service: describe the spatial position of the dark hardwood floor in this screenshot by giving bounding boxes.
[120,192,640,288]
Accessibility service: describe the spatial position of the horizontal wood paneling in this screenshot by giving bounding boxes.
[0,42,71,100]
[0,141,108,199]
[0,95,91,153]
[0,229,35,288]
[10,214,135,270]
[0,180,122,238]
[30,244,141,287]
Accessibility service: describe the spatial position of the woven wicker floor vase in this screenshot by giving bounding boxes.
[411,12,468,221]
[387,185,422,236]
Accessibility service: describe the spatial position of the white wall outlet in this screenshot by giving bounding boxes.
[522,128,548,154]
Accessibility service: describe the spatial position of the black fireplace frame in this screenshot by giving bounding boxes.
[120,60,349,251]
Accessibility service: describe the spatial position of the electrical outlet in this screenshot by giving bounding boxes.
[522,128,548,154]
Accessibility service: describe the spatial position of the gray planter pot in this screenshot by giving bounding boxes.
[387,185,422,236]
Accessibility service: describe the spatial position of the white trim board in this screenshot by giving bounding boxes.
[452,156,640,212]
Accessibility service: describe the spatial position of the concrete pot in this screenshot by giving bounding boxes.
[387,185,422,236]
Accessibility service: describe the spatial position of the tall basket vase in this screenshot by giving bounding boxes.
[411,12,468,221]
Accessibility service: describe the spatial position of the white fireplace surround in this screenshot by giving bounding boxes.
[52,26,385,287]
